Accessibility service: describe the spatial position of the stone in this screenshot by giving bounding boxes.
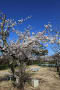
[32,79,39,88]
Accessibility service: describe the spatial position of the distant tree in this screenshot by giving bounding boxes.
[52,53,60,73]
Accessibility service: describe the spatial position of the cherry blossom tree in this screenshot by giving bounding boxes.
[0,11,50,90]
[44,23,60,75]
[50,31,60,74]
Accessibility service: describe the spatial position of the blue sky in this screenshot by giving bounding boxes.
[0,0,60,55]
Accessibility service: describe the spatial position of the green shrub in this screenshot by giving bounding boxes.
[0,64,9,70]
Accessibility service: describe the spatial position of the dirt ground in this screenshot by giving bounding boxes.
[0,65,60,90]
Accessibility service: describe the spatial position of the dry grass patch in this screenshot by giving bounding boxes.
[0,65,60,90]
